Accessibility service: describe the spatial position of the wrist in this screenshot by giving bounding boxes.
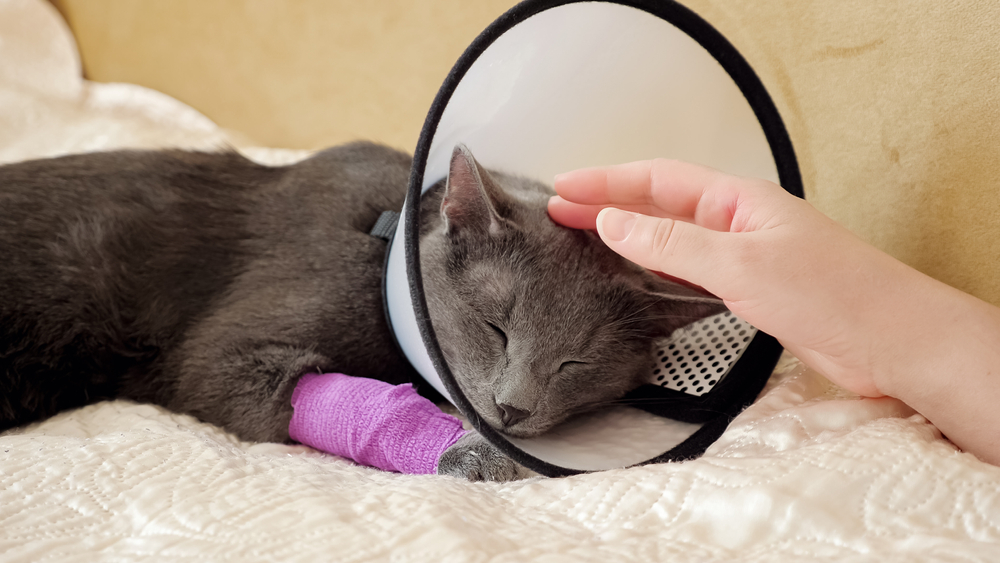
[871,284,1000,464]
[861,255,1000,404]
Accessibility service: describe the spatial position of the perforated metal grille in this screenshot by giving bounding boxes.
[646,311,756,396]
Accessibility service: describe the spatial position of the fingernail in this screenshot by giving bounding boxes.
[599,208,636,242]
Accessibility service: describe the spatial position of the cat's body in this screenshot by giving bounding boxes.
[0,142,417,443]
[0,142,723,480]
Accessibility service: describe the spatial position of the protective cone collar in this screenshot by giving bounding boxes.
[383,0,802,477]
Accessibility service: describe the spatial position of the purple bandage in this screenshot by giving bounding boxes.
[288,373,467,474]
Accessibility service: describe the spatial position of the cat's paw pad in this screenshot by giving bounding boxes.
[436,432,519,482]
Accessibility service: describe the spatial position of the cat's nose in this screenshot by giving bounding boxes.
[497,403,530,427]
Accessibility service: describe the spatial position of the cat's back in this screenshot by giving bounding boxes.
[0,141,412,311]
[0,149,274,322]
[0,140,412,241]
[257,141,412,241]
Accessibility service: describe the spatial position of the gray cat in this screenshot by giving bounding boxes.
[0,141,723,480]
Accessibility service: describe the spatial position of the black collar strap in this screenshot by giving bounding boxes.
[369,211,401,242]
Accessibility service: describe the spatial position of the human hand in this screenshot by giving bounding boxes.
[548,159,944,399]
[549,158,1000,465]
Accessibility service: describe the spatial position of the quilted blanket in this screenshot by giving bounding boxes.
[3,1,1000,561]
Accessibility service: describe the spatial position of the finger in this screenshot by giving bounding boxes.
[547,196,601,230]
[556,159,742,232]
[555,159,727,209]
[596,207,730,294]
[547,196,679,230]
[552,167,612,205]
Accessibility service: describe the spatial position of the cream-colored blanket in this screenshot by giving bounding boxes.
[2,1,1000,561]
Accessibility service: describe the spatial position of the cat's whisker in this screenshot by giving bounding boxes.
[616,312,717,324]
[579,396,732,418]
[597,312,715,336]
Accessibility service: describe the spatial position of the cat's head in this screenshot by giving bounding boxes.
[420,145,726,438]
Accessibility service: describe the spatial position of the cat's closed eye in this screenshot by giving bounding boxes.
[558,361,587,372]
[486,322,507,348]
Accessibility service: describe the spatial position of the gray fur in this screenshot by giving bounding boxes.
[0,142,417,443]
[436,432,520,482]
[0,142,724,481]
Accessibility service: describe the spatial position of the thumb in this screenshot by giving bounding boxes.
[596,207,727,293]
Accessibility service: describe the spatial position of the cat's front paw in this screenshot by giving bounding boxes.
[437,432,519,482]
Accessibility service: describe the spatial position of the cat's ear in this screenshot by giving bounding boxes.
[441,144,514,237]
[642,275,729,337]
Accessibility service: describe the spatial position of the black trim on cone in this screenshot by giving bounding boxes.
[398,0,802,477]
